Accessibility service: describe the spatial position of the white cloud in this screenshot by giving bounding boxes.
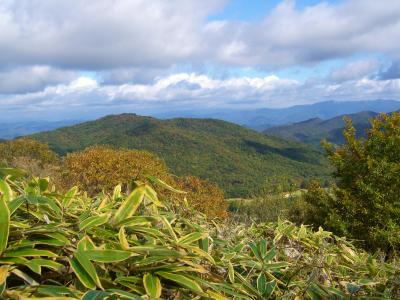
[0,66,76,94]
[328,59,380,82]
[1,72,399,118]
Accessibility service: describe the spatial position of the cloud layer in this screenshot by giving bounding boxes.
[0,0,400,119]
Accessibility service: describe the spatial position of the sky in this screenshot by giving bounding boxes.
[1,0,400,121]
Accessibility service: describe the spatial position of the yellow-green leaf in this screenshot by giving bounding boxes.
[74,252,102,289]
[157,271,203,293]
[79,213,110,231]
[143,273,162,298]
[112,186,146,224]
[84,250,132,263]
[68,257,96,290]
[0,179,12,201]
[0,195,10,255]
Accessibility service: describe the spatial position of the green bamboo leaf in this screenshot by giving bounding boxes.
[143,273,162,298]
[63,186,79,207]
[82,290,113,300]
[75,252,103,289]
[7,197,26,215]
[0,167,26,179]
[112,186,146,225]
[146,175,186,194]
[227,262,235,283]
[257,273,267,295]
[79,213,110,231]
[178,232,207,245]
[5,248,57,258]
[198,237,209,252]
[10,269,38,286]
[160,216,178,241]
[84,250,132,263]
[157,271,203,293]
[77,236,96,252]
[68,257,96,290]
[264,280,276,298]
[0,195,10,255]
[0,179,13,201]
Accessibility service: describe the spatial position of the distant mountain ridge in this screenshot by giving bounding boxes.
[264,111,379,147]
[29,113,329,197]
[2,100,399,138]
[156,100,400,130]
[0,120,82,139]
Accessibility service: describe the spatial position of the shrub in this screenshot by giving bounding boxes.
[62,146,170,194]
[174,175,228,218]
[301,113,400,253]
[0,171,399,298]
[0,138,59,166]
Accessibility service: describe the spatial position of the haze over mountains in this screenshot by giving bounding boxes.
[2,100,400,139]
[29,113,329,197]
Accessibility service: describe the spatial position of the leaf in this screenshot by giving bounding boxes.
[264,280,276,298]
[4,248,57,258]
[68,257,96,290]
[257,273,267,295]
[178,232,207,245]
[227,262,235,283]
[0,179,13,201]
[0,195,10,255]
[7,197,26,215]
[62,186,78,207]
[112,186,146,224]
[77,236,96,252]
[118,226,130,250]
[74,252,103,289]
[79,213,110,231]
[146,176,186,194]
[84,250,132,263]
[0,167,26,179]
[11,269,38,286]
[143,273,162,298]
[157,271,203,293]
[0,265,9,285]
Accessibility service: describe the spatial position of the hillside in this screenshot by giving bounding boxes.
[30,113,329,197]
[264,111,378,147]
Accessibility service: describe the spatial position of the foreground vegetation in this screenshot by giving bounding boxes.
[1,170,399,299]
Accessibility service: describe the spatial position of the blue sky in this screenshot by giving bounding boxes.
[0,0,399,121]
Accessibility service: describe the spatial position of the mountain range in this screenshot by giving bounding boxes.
[156,99,400,130]
[264,111,379,147]
[2,100,399,139]
[29,113,329,197]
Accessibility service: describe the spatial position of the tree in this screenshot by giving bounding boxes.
[302,113,400,252]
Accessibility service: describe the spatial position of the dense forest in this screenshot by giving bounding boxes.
[29,114,329,197]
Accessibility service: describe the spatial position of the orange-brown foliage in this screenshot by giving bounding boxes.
[174,175,228,218]
[62,145,170,194]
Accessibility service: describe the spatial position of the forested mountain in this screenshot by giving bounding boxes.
[30,113,329,197]
[264,111,378,147]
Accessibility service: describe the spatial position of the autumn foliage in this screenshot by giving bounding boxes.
[62,146,170,194]
[174,175,228,218]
